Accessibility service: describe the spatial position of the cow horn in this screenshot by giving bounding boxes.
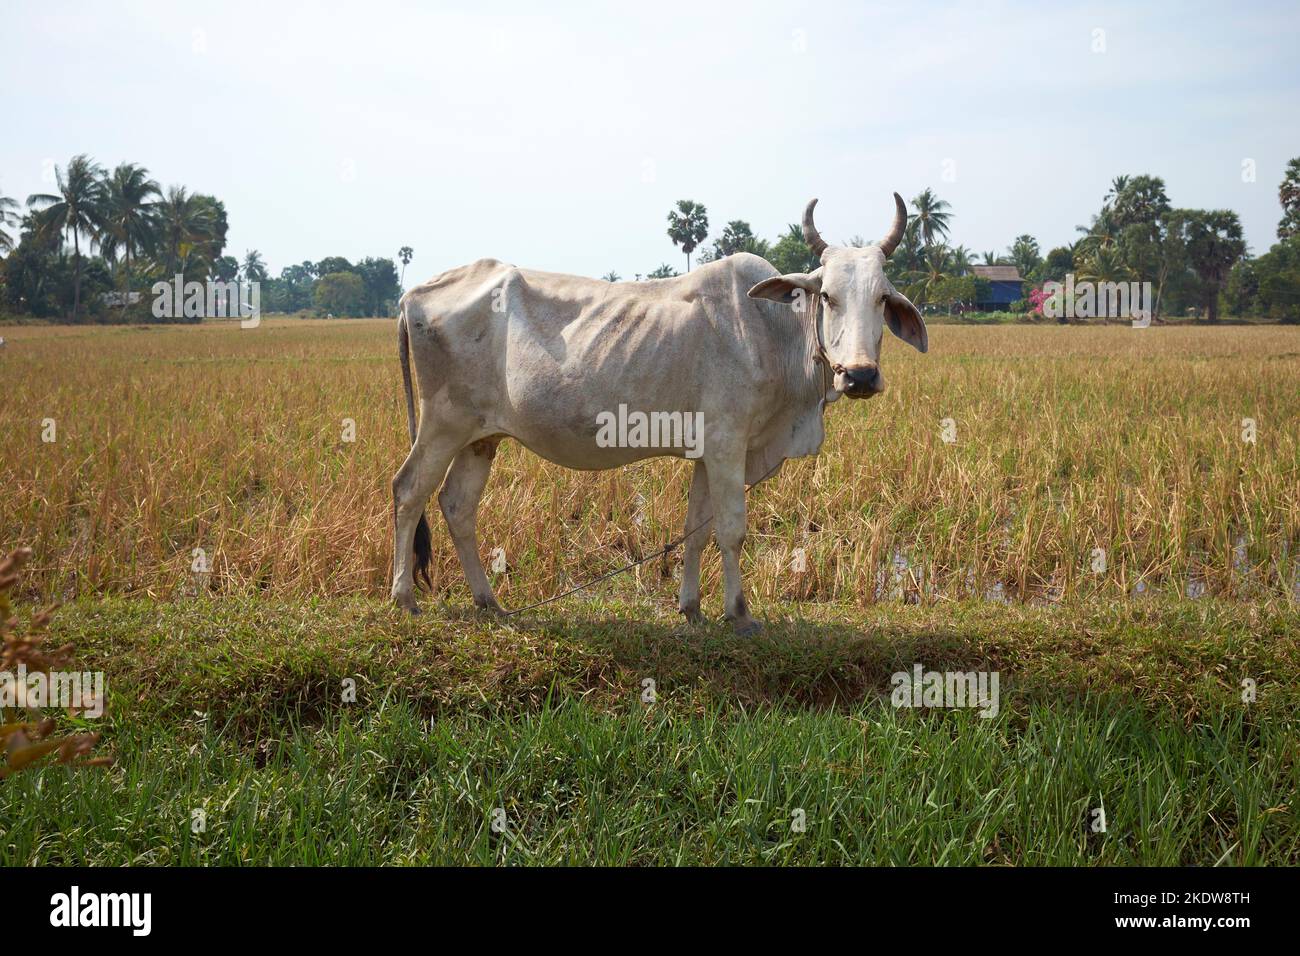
[879,192,907,257]
[802,198,828,260]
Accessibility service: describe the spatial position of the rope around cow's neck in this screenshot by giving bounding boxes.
[812,295,841,388]
[501,304,832,618]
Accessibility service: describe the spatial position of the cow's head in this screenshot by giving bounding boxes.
[746,194,927,399]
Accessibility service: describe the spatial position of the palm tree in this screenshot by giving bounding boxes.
[666,199,709,271]
[947,244,975,275]
[1077,244,1133,283]
[156,186,217,277]
[191,195,228,272]
[1104,175,1130,206]
[0,187,20,253]
[1007,234,1042,279]
[883,219,923,287]
[1076,245,1134,324]
[27,154,108,318]
[1172,209,1245,324]
[242,249,268,282]
[890,219,925,274]
[398,246,413,288]
[212,256,240,282]
[711,220,770,259]
[906,244,953,306]
[910,188,952,247]
[1279,157,1300,239]
[1075,207,1119,258]
[99,163,161,317]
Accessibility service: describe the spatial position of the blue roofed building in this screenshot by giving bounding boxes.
[971,264,1024,311]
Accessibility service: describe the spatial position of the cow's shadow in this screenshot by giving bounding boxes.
[437,603,1010,710]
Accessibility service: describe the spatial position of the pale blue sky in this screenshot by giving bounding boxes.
[3,0,1297,282]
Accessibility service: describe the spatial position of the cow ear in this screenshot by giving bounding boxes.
[885,291,928,353]
[747,272,822,304]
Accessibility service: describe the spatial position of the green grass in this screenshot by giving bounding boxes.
[926,310,1027,325]
[2,595,1296,865]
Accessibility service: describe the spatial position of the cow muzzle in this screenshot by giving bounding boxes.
[836,363,885,399]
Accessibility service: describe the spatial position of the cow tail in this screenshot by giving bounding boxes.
[398,304,418,445]
[398,304,433,590]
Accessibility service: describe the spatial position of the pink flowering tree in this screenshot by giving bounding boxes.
[1027,285,1050,318]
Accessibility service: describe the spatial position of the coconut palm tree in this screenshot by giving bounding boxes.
[27,154,108,318]
[666,199,709,271]
[1008,234,1042,279]
[195,196,227,266]
[0,187,21,253]
[891,220,925,273]
[947,244,976,275]
[906,244,953,306]
[1075,207,1120,259]
[1076,245,1134,324]
[156,186,217,277]
[909,188,952,248]
[242,249,268,282]
[1077,244,1133,283]
[99,163,161,316]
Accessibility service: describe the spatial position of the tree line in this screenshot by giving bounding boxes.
[257,255,401,318]
[5,154,1299,323]
[642,161,1300,322]
[0,155,406,321]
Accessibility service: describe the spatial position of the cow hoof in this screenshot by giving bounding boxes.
[679,601,704,625]
[474,598,505,617]
[730,618,763,637]
[393,594,420,615]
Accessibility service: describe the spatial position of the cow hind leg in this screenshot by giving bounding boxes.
[677,461,712,624]
[704,450,760,636]
[439,439,502,613]
[391,432,462,614]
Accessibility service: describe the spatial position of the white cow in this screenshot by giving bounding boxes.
[392,195,927,633]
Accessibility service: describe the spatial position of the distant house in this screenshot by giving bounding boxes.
[971,265,1024,311]
[100,291,143,307]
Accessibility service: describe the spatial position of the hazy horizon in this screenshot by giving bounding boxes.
[3,0,1298,282]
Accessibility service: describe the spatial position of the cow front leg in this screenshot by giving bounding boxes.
[439,440,502,614]
[391,434,459,614]
[705,452,760,636]
[677,461,712,624]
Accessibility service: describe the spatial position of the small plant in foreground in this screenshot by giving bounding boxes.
[0,547,110,778]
